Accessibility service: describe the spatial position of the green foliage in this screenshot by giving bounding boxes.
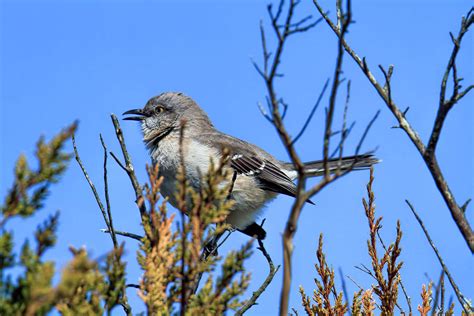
[0,123,129,315]
[137,158,253,315]
[0,123,255,315]
[0,123,77,315]
[1,123,77,222]
[103,245,128,313]
[55,247,104,315]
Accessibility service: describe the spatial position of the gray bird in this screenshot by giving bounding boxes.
[123,92,378,239]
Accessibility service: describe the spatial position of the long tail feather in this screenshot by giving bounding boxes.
[285,154,380,177]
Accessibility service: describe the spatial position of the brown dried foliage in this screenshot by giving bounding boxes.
[297,168,471,315]
[136,156,252,315]
[363,168,403,315]
[417,283,433,316]
[299,234,348,316]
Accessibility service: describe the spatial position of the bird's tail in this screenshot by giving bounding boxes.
[286,154,380,177]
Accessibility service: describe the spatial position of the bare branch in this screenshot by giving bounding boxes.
[333,80,352,159]
[313,0,474,252]
[100,134,118,249]
[255,1,378,314]
[406,200,471,313]
[355,110,380,155]
[178,121,189,315]
[323,0,351,180]
[379,65,394,107]
[291,78,329,145]
[110,114,148,220]
[101,228,143,241]
[73,132,132,315]
[235,235,280,315]
[431,271,444,316]
[330,122,355,158]
[257,102,274,123]
[72,134,117,248]
[428,8,474,155]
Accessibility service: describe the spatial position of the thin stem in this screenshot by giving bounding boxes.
[406,200,470,313]
[101,229,143,241]
[235,238,280,315]
[110,115,148,220]
[100,135,118,249]
[313,1,474,252]
[72,135,116,248]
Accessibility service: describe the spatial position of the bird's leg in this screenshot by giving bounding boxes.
[202,224,235,258]
[193,226,232,295]
[203,228,224,258]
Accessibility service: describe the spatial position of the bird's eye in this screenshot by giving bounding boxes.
[154,106,165,114]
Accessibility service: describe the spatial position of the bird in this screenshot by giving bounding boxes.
[123,92,378,240]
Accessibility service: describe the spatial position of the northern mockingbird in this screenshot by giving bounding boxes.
[123,92,378,239]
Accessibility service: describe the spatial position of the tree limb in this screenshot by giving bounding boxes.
[313,1,474,252]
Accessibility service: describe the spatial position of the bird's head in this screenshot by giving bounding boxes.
[123,92,213,146]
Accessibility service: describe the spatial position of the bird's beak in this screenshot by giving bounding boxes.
[122,109,147,121]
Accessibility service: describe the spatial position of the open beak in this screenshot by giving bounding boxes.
[123,109,147,121]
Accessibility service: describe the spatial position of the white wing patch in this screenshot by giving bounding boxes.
[232,154,266,176]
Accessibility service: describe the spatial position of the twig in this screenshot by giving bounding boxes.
[100,135,118,249]
[285,0,352,311]
[109,151,128,172]
[235,238,280,315]
[216,229,233,249]
[406,199,470,313]
[313,0,474,251]
[346,275,382,311]
[431,271,444,316]
[72,135,116,248]
[101,228,143,241]
[73,133,132,315]
[110,114,148,220]
[355,264,377,281]
[330,121,355,158]
[178,121,189,316]
[355,110,380,155]
[192,163,238,295]
[191,230,224,296]
[227,171,238,200]
[428,8,474,155]
[346,275,364,292]
[441,270,446,313]
[323,0,351,180]
[109,113,148,313]
[332,80,352,159]
[290,78,330,145]
[255,1,377,314]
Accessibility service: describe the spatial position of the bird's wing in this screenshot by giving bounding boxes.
[230,154,298,198]
[195,132,301,199]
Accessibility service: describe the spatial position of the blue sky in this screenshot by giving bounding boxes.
[1,0,472,314]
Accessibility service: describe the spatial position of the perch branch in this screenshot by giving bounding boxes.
[235,237,280,315]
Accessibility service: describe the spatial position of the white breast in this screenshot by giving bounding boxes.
[151,138,220,207]
[151,138,276,230]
